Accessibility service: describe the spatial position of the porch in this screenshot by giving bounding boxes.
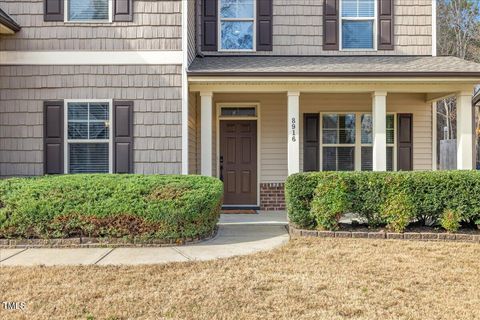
[186,56,480,209]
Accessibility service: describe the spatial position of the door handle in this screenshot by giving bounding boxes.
[219,156,224,181]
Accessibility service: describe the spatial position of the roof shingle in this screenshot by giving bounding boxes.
[188,56,480,77]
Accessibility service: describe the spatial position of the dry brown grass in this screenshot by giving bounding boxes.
[1,238,480,320]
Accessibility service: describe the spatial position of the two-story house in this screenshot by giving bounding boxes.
[1,0,480,211]
[186,0,480,210]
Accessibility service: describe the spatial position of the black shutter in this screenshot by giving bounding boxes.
[397,113,413,171]
[323,0,339,50]
[113,0,133,22]
[202,0,218,51]
[113,101,134,173]
[257,0,273,51]
[303,114,320,172]
[44,100,64,174]
[378,0,394,50]
[44,0,64,21]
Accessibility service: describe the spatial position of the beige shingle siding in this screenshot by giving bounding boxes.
[197,0,432,56]
[0,65,182,177]
[0,0,182,51]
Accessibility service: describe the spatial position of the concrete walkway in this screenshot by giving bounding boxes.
[0,211,289,266]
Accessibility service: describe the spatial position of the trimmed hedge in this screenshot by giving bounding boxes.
[285,171,480,232]
[0,174,223,239]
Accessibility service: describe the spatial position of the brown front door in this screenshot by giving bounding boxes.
[220,120,257,205]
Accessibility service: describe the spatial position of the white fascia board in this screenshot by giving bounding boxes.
[0,51,183,65]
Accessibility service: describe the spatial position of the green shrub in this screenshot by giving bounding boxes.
[285,173,325,228]
[286,171,480,231]
[381,192,416,233]
[0,174,223,240]
[440,209,462,233]
[310,177,350,230]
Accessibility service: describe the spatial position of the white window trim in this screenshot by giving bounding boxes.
[217,0,257,52]
[64,0,113,23]
[339,0,378,51]
[63,99,113,174]
[318,112,396,171]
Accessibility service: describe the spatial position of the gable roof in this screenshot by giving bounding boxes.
[188,56,480,77]
[0,8,21,34]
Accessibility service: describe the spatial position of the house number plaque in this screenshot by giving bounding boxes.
[291,117,296,142]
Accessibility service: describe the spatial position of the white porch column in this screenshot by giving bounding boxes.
[200,91,213,176]
[372,91,387,171]
[456,91,474,170]
[287,91,300,175]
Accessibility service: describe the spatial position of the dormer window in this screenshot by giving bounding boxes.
[219,0,255,51]
[340,0,376,50]
[66,0,111,22]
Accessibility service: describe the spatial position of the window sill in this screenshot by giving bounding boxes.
[340,49,377,52]
[217,49,257,53]
[63,20,113,24]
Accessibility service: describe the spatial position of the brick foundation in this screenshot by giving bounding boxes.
[260,183,286,211]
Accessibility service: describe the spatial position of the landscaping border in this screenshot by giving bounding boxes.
[288,225,480,243]
[0,228,218,249]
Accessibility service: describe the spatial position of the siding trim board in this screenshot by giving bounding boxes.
[0,51,183,65]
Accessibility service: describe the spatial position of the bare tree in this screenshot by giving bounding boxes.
[437,0,480,60]
[436,1,479,168]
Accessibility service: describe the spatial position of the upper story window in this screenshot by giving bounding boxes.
[67,0,111,22]
[219,0,255,51]
[340,0,376,50]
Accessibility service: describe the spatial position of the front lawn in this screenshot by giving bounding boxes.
[1,238,479,319]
